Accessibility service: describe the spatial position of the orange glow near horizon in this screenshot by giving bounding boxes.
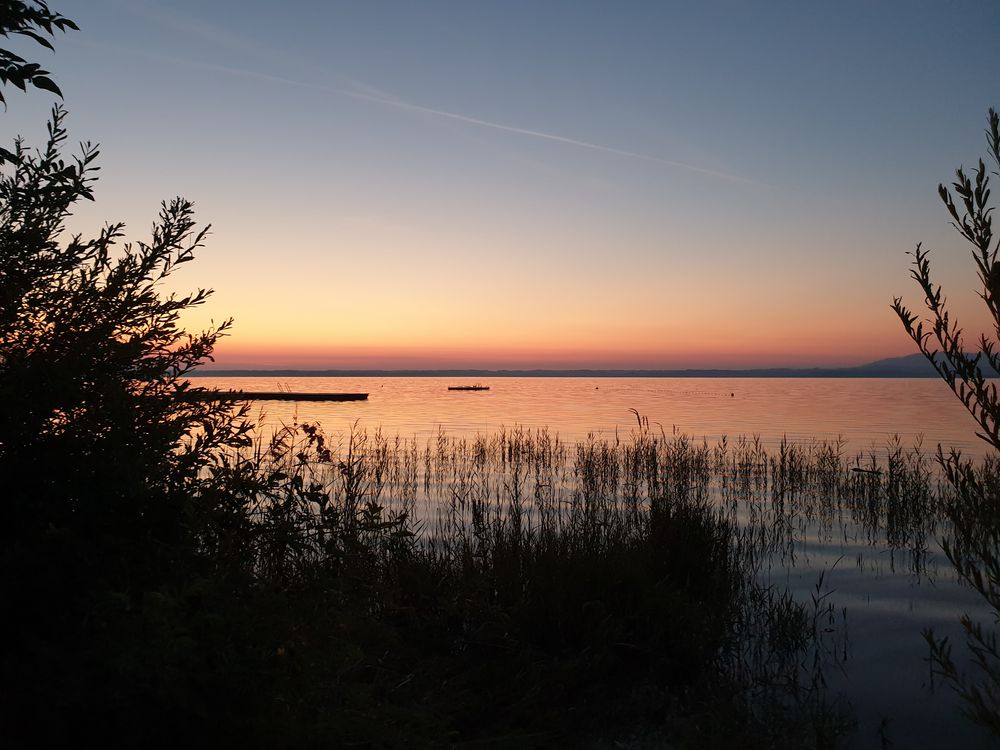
[156,201,995,373]
[205,330,920,371]
[184,259,991,371]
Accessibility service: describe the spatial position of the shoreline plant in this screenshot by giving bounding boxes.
[892,108,1000,738]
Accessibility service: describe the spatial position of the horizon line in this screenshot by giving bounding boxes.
[188,356,937,379]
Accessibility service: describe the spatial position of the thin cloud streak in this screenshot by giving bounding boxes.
[77,38,757,186]
[279,72,758,185]
[331,87,758,185]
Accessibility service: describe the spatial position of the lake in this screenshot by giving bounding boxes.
[194,375,996,748]
[194,376,988,458]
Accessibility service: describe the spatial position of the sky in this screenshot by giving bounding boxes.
[4,0,999,369]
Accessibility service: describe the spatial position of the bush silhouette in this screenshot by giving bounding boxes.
[893,108,1000,738]
[0,107,258,741]
[0,105,248,549]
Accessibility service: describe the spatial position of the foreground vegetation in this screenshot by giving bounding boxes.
[14,407,963,746]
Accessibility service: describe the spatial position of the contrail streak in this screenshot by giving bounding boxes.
[319,86,754,184]
[81,40,756,185]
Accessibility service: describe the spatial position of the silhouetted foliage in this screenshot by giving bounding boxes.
[893,108,1000,738]
[0,2,75,113]
[0,107,260,741]
[0,106,248,541]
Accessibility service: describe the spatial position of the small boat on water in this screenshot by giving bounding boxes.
[448,385,490,391]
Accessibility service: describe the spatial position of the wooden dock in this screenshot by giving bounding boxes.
[185,391,368,402]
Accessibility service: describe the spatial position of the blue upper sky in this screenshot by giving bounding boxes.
[4,1,998,368]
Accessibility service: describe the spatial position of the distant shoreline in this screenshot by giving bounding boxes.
[190,354,951,379]
[190,370,939,378]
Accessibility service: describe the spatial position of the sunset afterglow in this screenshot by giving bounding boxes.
[5,1,997,370]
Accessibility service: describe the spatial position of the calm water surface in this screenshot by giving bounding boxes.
[195,376,987,457]
[194,375,994,747]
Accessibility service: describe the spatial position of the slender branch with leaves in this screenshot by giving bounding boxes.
[0,1,76,99]
[892,108,1000,738]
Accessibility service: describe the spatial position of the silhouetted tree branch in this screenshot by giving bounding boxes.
[893,108,1000,738]
[0,1,76,101]
[0,104,254,584]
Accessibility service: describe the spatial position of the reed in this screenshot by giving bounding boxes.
[171,418,956,747]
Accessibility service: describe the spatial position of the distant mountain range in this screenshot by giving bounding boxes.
[192,353,973,378]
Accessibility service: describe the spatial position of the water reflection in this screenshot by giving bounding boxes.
[194,376,988,457]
